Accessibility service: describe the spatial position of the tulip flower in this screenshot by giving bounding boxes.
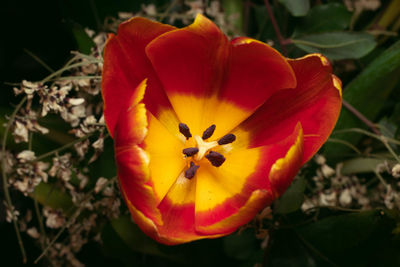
[101,14,342,245]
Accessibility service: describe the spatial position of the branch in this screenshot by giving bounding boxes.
[263,0,287,55]
[342,100,381,135]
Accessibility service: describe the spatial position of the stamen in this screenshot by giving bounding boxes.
[179,123,192,139]
[205,151,226,167]
[182,147,199,157]
[218,133,236,145]
[185,162,200,179]
[202,124,216,140]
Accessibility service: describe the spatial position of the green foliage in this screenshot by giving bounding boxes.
[279,0,310,17]
[293,3,352,35]
[70,23,96,54]
[326,40,400,157]
[274,176,306,214]
[293,32,376,60]
[33,182,73,211]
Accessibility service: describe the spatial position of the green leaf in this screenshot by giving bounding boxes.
[110,215,181,261]
[71,23,95,54]
[341,158,394,174]
[293,32,376,60]
[264,229,317,267]
[325,40,400,157]
[88,137,116,184]
[279,0,310,17]
[296,209,396,266]
[293,3,352,35]
[32,182,73,212]
[222,0,243,34]
[223,228,259,260]
[274,176,306,214]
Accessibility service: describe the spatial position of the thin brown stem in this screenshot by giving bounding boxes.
[34,177,116,264]
[33,132,94,162]
[1,96,28,263]
[264,0,287,55]
[243,0,251,35]
[342,100,381,135]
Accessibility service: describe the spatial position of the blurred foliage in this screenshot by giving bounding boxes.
[1,0,400,266]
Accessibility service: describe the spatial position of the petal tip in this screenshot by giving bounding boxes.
[269,123,304,197]
[332,74,343,98]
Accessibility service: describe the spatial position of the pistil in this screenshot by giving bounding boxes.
[193,135,218,161]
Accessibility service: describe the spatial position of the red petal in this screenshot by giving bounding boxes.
[234,54,342,163]
[102,17,176,137]
[220,37,296,111]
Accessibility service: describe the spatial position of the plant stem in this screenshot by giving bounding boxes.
[24,49,55,73]
[334,128,400,145]
[291,38,370,49]
[1,96,28,263]
[342,100,381,135]
[159,0,179,21]
[264,0,287,55]
[41,61,99,84]
[326,138,362,155]
[380,136,400,163]
[34,132,94,162]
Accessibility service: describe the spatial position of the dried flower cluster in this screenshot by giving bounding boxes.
[301,155,400,212]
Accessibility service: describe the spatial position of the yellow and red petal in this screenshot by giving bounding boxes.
[145,15,297,138]
[233,54,341,163]
[196,190,273,235]
[154,172,224,244]
[195,123,304,234]
[102,17,177,137]
[268,123,304,196]
[115,146,162,226]
[143,113,186,205]
[113,79,148,147]
[145,14,231,136]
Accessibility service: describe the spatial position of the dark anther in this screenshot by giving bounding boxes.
[205,151,226,167]
[202,124,216,140]
[185,162,200,179]
[218,133,236,145]
[182,147,199,157]
[179,123,192,139]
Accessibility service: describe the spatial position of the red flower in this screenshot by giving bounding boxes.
[101,14,342,245]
